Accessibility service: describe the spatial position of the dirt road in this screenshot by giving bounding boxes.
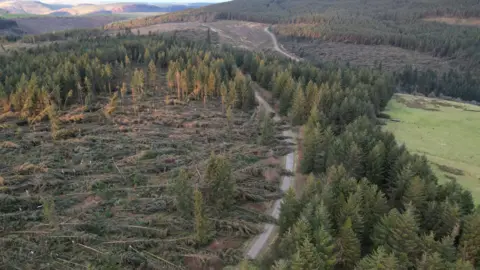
[263,26,301,62]
[244,27,302,261]
[246,90,297,259]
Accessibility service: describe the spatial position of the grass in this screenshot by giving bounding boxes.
[384,94,480,202]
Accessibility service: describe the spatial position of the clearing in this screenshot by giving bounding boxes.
[129,20,273,51]
[423,17,480,27]
[278,38,453,73]
[15,16,127,35]
[0,71,293,268]
[384,94,480,201]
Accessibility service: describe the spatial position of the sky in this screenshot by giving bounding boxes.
[41,0,229,3]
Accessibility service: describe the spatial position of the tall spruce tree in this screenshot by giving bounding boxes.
[193,188,209,246]
[337,218,361,269]
[279,187,300,234]
[291,84,307,126]
[205,153,235,210]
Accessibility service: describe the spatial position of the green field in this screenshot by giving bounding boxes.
[385,94,480,201]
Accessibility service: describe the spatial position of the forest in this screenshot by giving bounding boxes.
[103,0,480,103]
[0,25,479,269]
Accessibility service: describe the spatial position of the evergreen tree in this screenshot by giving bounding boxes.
[258,110,275,145]
[336,218,361,269]
[147,60,157,91]
[291,237,321,270]
[279,187,299,234]
[459,212,480,266]
[205,153,235,210]
[168,169,193,217]
[372,205,420,266]
[314,226,336,269]
[291,84,307,125]
[416,252,447,270]
[194,188,209,246]
[355,247,401,270]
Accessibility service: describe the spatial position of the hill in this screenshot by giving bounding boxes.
[0,1,56,14]
[0,1,213,16]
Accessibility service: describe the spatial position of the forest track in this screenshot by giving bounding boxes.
[264,26,301,62]
[246,90,297,259]
[243,25,302,261]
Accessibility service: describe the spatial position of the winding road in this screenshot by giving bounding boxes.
[246,28,300,259]
[263,26,301,62]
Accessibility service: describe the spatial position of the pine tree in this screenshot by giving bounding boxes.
[147,60,157,92]
[168,169,193,217]
[416,252,447,270]
[220,82,228,112]
[365,141,386,186]
[402,176,426,214]
[300,108,322,173]
[272,260,289,270]
[120,82,128,100]
[345,142,363,179]
[336,188,364,238]
[337,218,361,269]
[258,110,275,145]
[459,212,480,266]
[291,237,320,270]
[205,153,235,210]
[314,226,336,269]
[279,187,299,234]
[194,188,209,246]
[359,179,389,242]
[291,84,307,125]
[372,205,420,266]
[355,247,400,270]
[453,259,475,270]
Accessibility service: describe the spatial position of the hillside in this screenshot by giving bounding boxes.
[0,1,212,16]
[0,1,56,14]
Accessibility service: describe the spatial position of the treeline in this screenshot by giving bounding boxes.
[396,66,480,102]
[20,28,106,43]
[273,18,480,59]
[0,31,255,123]
[234,40,479,270]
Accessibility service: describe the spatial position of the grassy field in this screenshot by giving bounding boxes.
[384,94,480,202]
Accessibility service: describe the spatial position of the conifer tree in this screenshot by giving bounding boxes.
[147,60,157,91]
[314,226,336,269]
[459,212,480,266]
[453,259,475,270]
[291,237,321,270]
[337,218,361,269]
[372,205,420,266]
[205,153,235,210]
[168,169,193,217]
[365,141,386,186]
[193,188,209,245]
[416,252,447,270]
[355,247,400,270]
[402,176,426,214]
[291,84,307,125]
[279,187,299,234]
[258,110,275,145]
[272,260,289,270]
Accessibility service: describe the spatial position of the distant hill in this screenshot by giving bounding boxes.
[0,1,213,16]
[0,1,56,14]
